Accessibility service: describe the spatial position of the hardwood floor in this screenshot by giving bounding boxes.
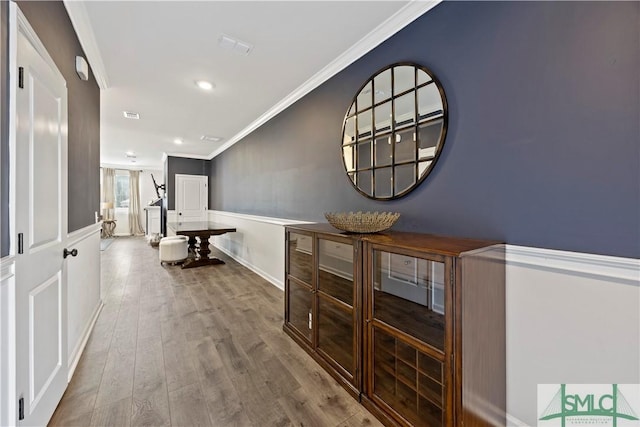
[49,237,382,427]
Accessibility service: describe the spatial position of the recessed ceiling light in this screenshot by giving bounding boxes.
[123,111,140,119]
[195,80,214,91]
[125,151,136,158]
[200,135,222,143]
[174,138,183,145]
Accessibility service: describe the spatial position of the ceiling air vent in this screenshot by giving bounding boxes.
[201,135,222,143]
[123,111,140,120]
[218,34,253,56]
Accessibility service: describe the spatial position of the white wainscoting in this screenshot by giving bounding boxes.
[504,246,640,426]
[0,256,16,427]
[66,223,103,380]
[207,210,310,289]
[166,210,178,236]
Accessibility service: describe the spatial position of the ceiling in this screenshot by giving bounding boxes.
[66,1,438,169]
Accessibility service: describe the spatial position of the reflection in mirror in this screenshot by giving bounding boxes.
[417,69,432,86]
[343,146,355,172]
[394,65,415,95]
[357,140,372,169]
[374,69,392,104]
[374,101,392,133]
[341,63,447,200]
[395,164,416,195]
[418,84,443,120]
[357,170,372,196]
[357,82,372,110]
[418,161,432,176]
[357,111,372,139]
[418,119,443,159]
[375,167,393,198]
[343,116,356,145]
[394,93,415,128]
[348,172,356,185]
[374,136,392,167]
[348,102,355,117]
[394,128,416,163]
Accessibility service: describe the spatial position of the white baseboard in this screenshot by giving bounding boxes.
[213,244,284,290]
[67,301,102,382]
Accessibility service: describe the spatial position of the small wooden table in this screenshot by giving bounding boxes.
[166,221,236,269]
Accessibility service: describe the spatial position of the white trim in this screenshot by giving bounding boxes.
[67,223,101,247]
[166,210,178,225]
[209,210,312,227]
[62,1,109,89]
[164,152,211,161]
[214,244,284,290]
[505,244,640,285]
[8,2,18,258]
[506,413,530,427]
[67,302,102,382]
[0,257,15,282]
[100,163,158,171]
[17,12,66,90]
[208,0,441,159]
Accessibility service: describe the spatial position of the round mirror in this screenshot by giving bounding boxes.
[341,63,448,200]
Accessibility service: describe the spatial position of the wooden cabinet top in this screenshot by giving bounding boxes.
[285,223,502,257]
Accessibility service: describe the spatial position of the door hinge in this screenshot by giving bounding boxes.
[18,67,24,89]
[18,396,24,420]
[18,233,24,254]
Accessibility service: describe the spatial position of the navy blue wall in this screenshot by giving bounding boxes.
[212,1,639,258]
[165,156,210,210]
[17,1,101,234]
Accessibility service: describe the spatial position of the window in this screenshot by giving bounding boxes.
[115,173,129,208]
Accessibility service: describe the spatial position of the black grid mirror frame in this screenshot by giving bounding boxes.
[341,62,448,200]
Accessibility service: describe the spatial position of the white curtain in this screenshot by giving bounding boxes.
[101,168,115,220]
[128,170,145,236]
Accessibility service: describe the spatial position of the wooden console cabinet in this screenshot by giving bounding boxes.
[284,223,505,427]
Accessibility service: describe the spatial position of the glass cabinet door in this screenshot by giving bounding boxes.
[286,232,314,342]
[287,232,313,285]
[369,249,447,426]
[371,250,446,351]
[317,238,355,377]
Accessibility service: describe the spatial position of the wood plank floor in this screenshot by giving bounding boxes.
[49,237,382,427]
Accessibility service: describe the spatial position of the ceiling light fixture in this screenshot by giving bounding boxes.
[218,34,253,55]
[195,80,214,91]
[123,111,140,120]
[125,151,136,158]
[174,138,183,145]
[200,135,223,143]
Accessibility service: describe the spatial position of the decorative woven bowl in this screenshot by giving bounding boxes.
[324,211,400,233]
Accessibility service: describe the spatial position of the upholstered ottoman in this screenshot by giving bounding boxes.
[159,236,189,264]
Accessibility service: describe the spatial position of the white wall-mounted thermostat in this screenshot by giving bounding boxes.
[75,56,89,81]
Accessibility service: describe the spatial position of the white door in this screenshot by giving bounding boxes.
[175,174,207,222]
[13,9,69,426]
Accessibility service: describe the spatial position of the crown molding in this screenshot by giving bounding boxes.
[208,0,441,159]
[100,163,162,171]
[63,0,109,89]
[164,152,212,161]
